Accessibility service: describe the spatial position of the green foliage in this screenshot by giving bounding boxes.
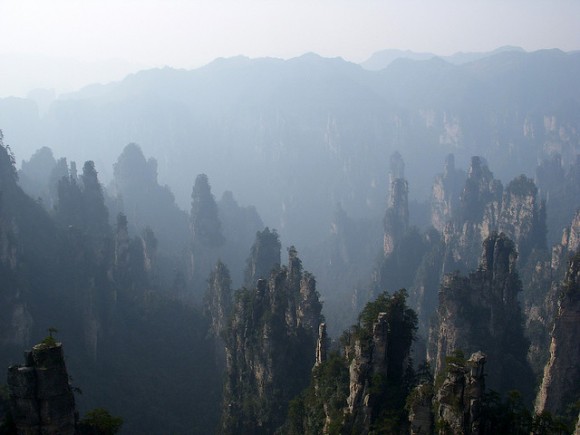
[39,333,57,348]
[348,290,418,432]
[224,251,322,435]
[445,349,466,367]
[78,408,123,435]
[281,352,349,435]
[433,349,466,391]
[405,362,434,413]
[481,390,575,435]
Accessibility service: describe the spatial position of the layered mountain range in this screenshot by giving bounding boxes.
[1,47,579,434]
[2,48,580,248]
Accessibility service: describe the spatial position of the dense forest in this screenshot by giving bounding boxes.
[1,48,580,434]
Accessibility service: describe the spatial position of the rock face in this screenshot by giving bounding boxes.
[536,154,580,246]
[441,157,504,272]
[441,158,545,273]
[315,322,328,366]
[560,210,580,255]
[221,247,322,434]
[340,290,417,434]
[433,232,533,398]
[383,177,409,256]
[345,312,390,433]
[498,175,546,262]
[408,382,434,435]
[244,227,281,288]
[431,154,466,233]
[434,352,486,435]
[383,151,409,256]
[7,342,77,435]
[535,250,580,416]
[523,209,580,378]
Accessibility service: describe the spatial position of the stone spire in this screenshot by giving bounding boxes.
[315,322,328,366]
[7,342,77,435]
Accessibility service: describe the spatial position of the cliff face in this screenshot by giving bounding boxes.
[536,154,580,246]
[7,342,77,435]
[535,250,580,416]
[408,382,434,435]
[431,154,466,233]
[433,232,533,399]
[383,177,409,256]
[498,175,546,262]
[0,139,60,353]
[433,352,486,435]
[441,157,503,272]
[221,248,322,435]
[340,290,417,434]
[523,209,580,377]
[345,312,390,433]
[440,158,545,273]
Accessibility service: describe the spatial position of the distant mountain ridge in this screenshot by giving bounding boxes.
[1,48,580,248]
[361,45,526,70]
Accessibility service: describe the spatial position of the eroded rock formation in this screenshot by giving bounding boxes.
[434,352,486,435]
[441,158,545,273]
[221,248,322,434]
[383,178,409,256]
[408,382,434,435]
[535,250,580,416]
[431,154,466,233]
[433,232,533,399]
[345,312,390,433]
[7,341,77,435]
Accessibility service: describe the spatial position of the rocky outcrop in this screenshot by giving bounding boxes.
[434,352,486,435]
[441,158,545,272]
[383,151,409,256]
[498,175,546,262]
[536,154,580,246]
[206,261,233,340]
[441,157,503,272]
[383,178,409,256]
[345,312,390,433]
[523,210,580,377]
[558,210,580,258]
[431,154,466,233]
[434,233,533,398]
[460,157,502,226]
[315,322,328,366]
[408,382,434,435]
[7,341,77,435]
[340,290,417,434]
[535,251,580,416]
[244,227,281,288]
[346,340,372,433]
[221,248,322,434]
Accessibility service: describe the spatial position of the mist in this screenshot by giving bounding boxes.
[1,2,580,434]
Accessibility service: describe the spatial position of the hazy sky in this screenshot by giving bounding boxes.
[1,0,579,96]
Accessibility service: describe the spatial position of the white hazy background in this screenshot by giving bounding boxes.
[1,0,580,97]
